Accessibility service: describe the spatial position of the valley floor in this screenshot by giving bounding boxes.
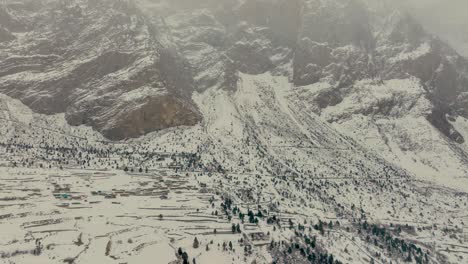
[0,165,467,264]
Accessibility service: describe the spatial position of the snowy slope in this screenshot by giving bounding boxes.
[292,77,468,190]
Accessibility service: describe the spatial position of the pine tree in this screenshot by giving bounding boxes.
[236,223,241,233]
[193,237,199,249]
[182,252,189,264]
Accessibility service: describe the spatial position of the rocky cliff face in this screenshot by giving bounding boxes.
[142,0,468,143]
[1,0,467,147]
[0,0,200,140]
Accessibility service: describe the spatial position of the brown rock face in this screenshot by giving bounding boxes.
[69,95,201,141]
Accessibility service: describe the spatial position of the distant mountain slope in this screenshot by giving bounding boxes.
[1,0,467,183]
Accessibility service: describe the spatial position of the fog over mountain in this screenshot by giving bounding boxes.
[397,0,468,57]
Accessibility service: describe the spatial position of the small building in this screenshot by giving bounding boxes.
[105,194,117,199]
[244,232,269,242]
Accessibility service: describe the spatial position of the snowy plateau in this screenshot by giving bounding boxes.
[1,0,468,264]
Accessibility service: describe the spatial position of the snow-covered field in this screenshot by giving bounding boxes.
[0,167,264,264]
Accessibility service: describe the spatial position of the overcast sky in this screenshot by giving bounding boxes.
[400,0,468,56]
[404,0,468,25]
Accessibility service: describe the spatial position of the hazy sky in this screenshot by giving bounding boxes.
[404,0,468,25]
[136,0,468,56]
[401,0,468,56]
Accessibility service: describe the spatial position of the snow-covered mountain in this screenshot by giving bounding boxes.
[1,0,467,140]
[1,1,468,263]
[1,0,467,202]
[132,0,468,184]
